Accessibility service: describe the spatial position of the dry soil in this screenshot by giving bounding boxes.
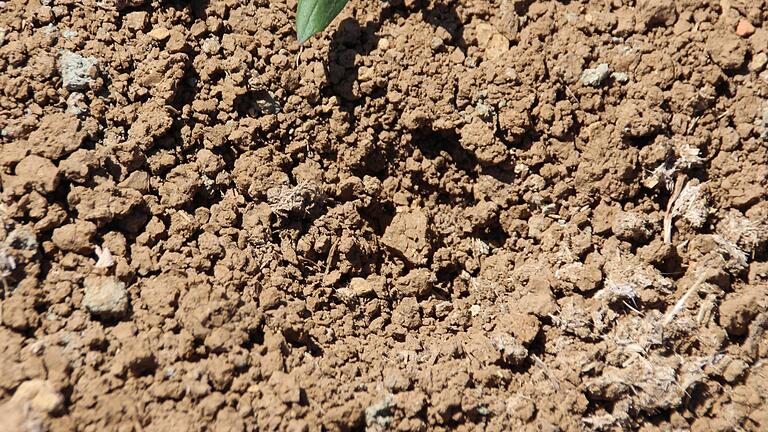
[1,0,768,431]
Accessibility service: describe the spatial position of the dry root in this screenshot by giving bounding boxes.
[644,142,708,244]
[643,143,704,191]
[662,272,708,327]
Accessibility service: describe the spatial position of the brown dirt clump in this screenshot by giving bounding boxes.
[2,0,768,430]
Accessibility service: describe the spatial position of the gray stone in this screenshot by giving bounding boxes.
[83,277,129,319]
[59,50,98,91]
[365,396,394,431]
[761,106,768,139]
[611,72,629,83]
[580,63,610,87]
[0,249,15,279]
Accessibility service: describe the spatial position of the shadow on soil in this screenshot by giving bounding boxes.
[325,0,467,102]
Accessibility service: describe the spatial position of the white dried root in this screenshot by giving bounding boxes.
[662,272,709,327]
[663,178,709,243]
[583,352,708,413]
[642,142,709,244]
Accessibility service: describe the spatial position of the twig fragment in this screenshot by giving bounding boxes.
[663,174,687,243]
[662,273,708,327]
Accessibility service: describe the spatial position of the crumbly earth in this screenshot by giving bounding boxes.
[1,0,767,430]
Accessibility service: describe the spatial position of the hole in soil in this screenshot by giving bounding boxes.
[435,265,462,285]
[245,327,264,348]
[471,221,510,251]
[283,333,324,357]
[359,200,395,237]
[170,68,203,112]
[623,135,658,148]
[525,319,549,359]
[234,88,281,118]
[411,127,478,176]
[33,302,49,314]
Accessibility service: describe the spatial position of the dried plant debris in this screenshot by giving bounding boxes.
[662,272,710,327]
[584,353,708,414]
[643,143,704,190]
[267,182,325,219]
[596,250,673,305]
[671,180,709,228]
[717,209,768,255]
[674,143,705,170]
[711,235,750,275]
[94,245,115,269]
[551,297,597,339]
[611,210,654,242]
[609,313,664,355]
[687,234,750,278]
[664,178,710,242]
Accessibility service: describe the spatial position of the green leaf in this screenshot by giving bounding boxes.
[296,0,350,43]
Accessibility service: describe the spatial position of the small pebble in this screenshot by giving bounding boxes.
[201,36,221,54]
[148,27,170,41]
[722,359,749,383]
[611,71,629,83]
[58,50,99,91]
[9,380,65,415]
[581,63,611,87]
[430,36,444,51]
[736,19,755,37]
[749,52,767,72]
[83,276,129,319]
